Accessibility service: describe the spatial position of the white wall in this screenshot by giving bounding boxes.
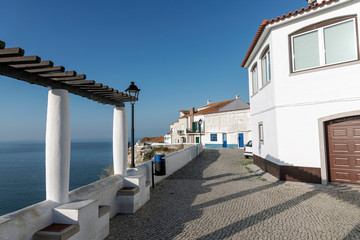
[203,109,251,147]
[171,118,188,143]
[0,201,60,240]
[69,175,123,218]
[246,0,360,169]
[128,144,203,184]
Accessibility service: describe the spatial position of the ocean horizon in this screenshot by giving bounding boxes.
[0,138,141,216]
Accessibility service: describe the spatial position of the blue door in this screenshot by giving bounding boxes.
[223,133,227,148]
[238,133,244,148]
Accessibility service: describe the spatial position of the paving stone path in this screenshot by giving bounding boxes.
[107,149,360,240]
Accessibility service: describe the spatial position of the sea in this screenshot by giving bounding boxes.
[0,139,138,216]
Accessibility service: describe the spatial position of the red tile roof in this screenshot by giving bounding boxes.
[139,136,164,143]
[241,0,338,68]
[153,136,165,143]
[180,99,237,118]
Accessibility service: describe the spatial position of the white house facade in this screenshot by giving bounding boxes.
[169,96,251,149]
[241,0,360,184]
[203,109,251,149]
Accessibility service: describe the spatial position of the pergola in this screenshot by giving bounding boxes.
[0,40,136,106]
[0,40,133,204]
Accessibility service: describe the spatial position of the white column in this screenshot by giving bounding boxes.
[113,105,128,175]
[45,89,71,203]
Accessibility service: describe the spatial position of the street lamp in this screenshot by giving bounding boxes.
[125,82,140,168]
[198,119,202,144]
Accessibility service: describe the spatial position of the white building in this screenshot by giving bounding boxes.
[169,96,251,149]
[241,0,360,184]
[164,132,172,144]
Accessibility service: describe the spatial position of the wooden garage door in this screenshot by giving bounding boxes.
[327,117,360,183]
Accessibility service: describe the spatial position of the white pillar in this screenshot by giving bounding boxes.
[45,89,71,203]
[113,105,128,175]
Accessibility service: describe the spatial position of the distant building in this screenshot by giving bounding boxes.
[169,96,251,149]
[241,0,360,184]
[164,132,172,144]
[136,136,164,146]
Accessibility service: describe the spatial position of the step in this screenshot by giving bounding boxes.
[98,205,111,218]
[33,223,79,240]
[117,187,140,196]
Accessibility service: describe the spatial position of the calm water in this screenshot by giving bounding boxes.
[0,140,115,216]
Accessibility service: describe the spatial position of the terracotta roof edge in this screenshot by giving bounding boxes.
[241,0,338,68]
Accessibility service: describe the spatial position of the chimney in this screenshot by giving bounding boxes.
[306,0,320,5]
[236,94,240,99]
[207,99,211,105]
[189,107,195,114]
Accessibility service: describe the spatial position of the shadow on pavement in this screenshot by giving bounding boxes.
[196,189,320,240]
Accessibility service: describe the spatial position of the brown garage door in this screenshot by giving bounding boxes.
[327,117,360,184]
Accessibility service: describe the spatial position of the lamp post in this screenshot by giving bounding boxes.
[125,82,140,168]
[198,119,202,144]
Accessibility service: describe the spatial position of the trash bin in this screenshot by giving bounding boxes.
[154,154,166,176]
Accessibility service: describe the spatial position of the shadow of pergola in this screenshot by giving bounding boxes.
[107,149,360,240]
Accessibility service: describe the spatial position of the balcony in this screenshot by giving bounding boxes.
[177,130,185,135]
[186,128,201,134]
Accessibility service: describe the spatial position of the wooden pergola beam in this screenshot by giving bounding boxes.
[51,74,86,81]
[78,84,105,90]
[87,88,114,93]
[10,61,54,69]
[0,48,25,57]
[0,56,40,64]
[65,80,95,85]
[26,66,64,73]
[39,71,76,78]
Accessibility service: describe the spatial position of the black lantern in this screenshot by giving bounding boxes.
[125,82,140,100]
[125,82,140,168]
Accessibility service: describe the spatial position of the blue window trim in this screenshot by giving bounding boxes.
[210,134,217,142]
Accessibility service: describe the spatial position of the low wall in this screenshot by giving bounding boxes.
[69,175,123,218]
[0,176,124,240]
[0,143,203,240]
[0,200,60,240]
[128,144,203,184]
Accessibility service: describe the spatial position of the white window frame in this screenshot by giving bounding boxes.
[261,48,271,86]
[291,17,359,72]
[210,133,217,142]
[251,64,258,95]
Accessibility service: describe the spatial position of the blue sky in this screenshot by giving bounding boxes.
[0,0,306,141]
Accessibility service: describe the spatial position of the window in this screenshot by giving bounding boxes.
[261,48,271,86]
[210,134,217,142]
[251,64,258,95]
[291,17,358,72]
[258,122,264,144]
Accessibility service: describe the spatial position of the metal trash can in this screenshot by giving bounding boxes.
[154,154,166,176]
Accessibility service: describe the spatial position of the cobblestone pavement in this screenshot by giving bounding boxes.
[107,149,360,240]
